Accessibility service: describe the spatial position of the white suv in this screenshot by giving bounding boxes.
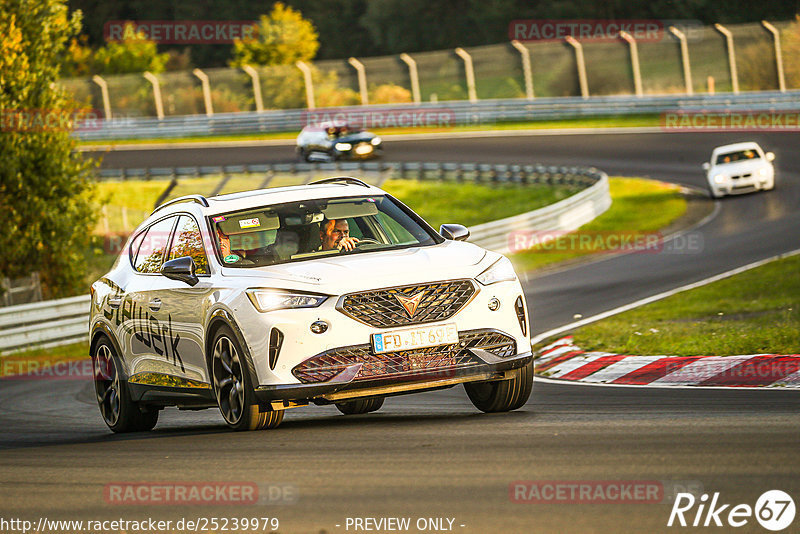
[89,177,533,432]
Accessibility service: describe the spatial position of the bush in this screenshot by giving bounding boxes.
[370,83,412,104]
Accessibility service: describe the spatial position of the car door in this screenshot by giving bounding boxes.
[145,214,215,386]
[117,215,179,383]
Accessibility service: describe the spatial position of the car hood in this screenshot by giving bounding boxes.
[710,160,768,175]
[221,240,491,293]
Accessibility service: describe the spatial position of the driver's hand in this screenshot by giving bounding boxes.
[338,236,359,251]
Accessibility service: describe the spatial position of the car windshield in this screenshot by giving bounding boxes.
[211,195,439,267]
[715,149,760,165]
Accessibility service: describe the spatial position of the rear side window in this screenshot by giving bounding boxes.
[134,217,176,273]
[168,215,209,274]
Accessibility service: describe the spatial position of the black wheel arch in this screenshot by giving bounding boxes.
[206,308,260,391]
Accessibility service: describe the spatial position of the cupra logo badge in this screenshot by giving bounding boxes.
[395,291,425,318]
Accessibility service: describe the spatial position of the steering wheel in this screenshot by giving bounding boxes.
[355,238,381,247]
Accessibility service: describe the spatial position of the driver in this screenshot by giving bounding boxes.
[320,218,359,251]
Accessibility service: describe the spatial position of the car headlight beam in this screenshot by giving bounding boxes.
[476,257,518,286]
[334,142,352,151]
[371,136,382,145]
[246,289,328,312]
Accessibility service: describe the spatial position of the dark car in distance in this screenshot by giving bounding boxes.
[296,122,383,162]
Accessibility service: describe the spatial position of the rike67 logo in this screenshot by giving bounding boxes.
[668,490,795,531]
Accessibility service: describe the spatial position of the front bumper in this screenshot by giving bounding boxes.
[254,349,532,405]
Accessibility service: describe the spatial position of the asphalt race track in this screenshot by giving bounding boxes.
[1,130,798,533]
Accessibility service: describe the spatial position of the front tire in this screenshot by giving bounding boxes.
[335,397,384,415]
[464,361,533,413]
[92,338,159,433]
[211,326,283,430]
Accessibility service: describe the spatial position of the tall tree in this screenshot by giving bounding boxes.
[0,0,97,298]
[230,2,319,67]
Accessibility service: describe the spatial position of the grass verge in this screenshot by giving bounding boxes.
[510,177,687,273]
[78,115,660,147]
[572,254,800,356]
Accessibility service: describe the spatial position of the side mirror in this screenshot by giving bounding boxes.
[439,224,470,241]
[161,256,199,286]
[702,162,711,171]
[766,152,775,162]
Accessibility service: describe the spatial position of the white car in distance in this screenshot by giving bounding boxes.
[703,142,775,198]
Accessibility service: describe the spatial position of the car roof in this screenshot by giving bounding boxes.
[147,180,387,222]
[712,142,763,154]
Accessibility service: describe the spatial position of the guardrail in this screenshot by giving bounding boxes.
[0,295,90,353]
[2,162,610,353]
[469,172,610,254]
[76,90,800,141]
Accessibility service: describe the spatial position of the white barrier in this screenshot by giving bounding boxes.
[468,173,610,254]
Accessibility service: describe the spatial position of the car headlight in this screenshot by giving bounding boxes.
[246,289,327,312]
[334,142,352,151]
[713,174,726,184]
[371,136,382,146]
[758,167,768,177]
[476,257,518,286]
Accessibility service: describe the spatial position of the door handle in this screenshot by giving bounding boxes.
[108,296,123,309]
[148,298,162,312]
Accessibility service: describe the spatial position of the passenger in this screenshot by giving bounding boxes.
[320,218,359,251]
[266,229,300,262]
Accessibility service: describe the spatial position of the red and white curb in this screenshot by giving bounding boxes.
[535,337,800,388]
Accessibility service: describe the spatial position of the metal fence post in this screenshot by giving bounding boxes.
[714,23,739,94]
[564,36,589,99]
[91,75,112,120]
[399,53,421,104]
[241,65,265,112]
[192,68,214,117]
[762,21,786,92]
[143,71,165,120]
[454,48,478,103]
[296,61,316,110]
[510,40,534,100]
[348,57,369,105]
[669,27,693,96]
[619,31,643,97]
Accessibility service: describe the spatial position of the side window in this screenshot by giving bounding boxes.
[134,217,176,273]
[128,230,147,267]
[169,215,209,274]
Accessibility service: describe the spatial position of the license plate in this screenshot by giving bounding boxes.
[372,323,458,354]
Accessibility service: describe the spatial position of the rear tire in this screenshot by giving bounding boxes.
[92,338,159,433]
[211,326,284,430]
[464,361,533,413]
[335,397,384,415]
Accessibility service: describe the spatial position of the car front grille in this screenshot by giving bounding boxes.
[337,280,476,328]
[292,329,516,384]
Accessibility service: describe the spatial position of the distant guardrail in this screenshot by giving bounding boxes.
[0,295,90,353]
[75,90,800,141]
[2,162,610,352]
